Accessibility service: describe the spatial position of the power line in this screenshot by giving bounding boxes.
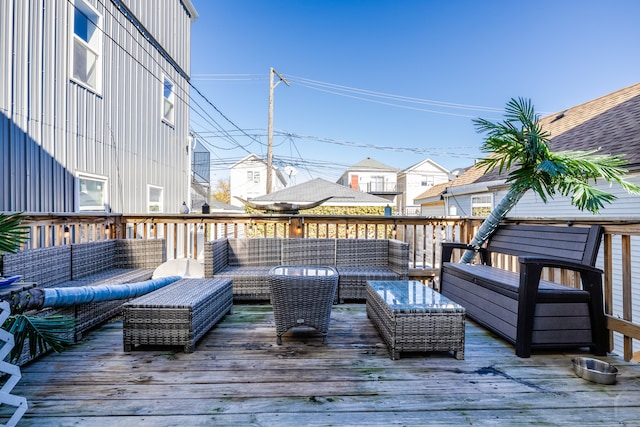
[286,75,505,113]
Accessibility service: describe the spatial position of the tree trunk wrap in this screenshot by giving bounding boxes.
[459,188,527,264]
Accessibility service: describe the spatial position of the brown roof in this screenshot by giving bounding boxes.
[420,83,640,200]
[472,82,640,184]
[414,163,486,201]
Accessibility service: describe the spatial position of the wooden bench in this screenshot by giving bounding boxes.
[123,278,233,353]
[439,224,608,358]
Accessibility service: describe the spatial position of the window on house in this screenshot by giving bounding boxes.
[77,173,107,211]
[471,194,493,217]
[253,171,260,183]
[421,175,435,187]
[162,77,175,124]
[148,185,164,213]
[370,176,384,192]
[71,1,102,92]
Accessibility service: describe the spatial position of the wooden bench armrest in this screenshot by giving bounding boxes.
[516,255,607,358]
[441,243,487,264]
[518,256,603,275]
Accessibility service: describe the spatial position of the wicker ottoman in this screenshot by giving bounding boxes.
[366,280,465,360]
[123,278,233,352]
[268,266,338,345]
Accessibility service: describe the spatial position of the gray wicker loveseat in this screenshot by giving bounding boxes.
[204,238,409,302]
[2,239,166,344]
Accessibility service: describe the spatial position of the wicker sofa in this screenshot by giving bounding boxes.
[2,239,166,344]
[204,238,409,302]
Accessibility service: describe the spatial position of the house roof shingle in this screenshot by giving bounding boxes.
[249,178,390,205]
[475,82,640,183]
[346,157,398,173]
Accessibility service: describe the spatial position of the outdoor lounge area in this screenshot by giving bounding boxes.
[4,304,640,426]
[1,213,639,426]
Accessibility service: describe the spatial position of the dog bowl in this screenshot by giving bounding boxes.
[572,357,618,385]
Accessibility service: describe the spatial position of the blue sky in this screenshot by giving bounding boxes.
[189,0,640,184]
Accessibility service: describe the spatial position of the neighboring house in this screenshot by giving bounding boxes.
[431,82,640,219]
[397,158,451,215]
[0,0,197,213]
[229,154,287,207]
[249,178,391,210]
[416,82,640,356]
[336,157,401,203]
[414,164,484,217]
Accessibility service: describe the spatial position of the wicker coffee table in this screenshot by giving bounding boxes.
[123,278,233,353]
[268,266,338,344]
[366,280,465,360]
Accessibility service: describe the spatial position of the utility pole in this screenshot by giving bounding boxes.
[267,67,290,194]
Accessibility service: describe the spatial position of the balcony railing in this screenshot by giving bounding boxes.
[9,212,640,361]
[363,182,398,193]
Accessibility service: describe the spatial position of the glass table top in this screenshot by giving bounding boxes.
[270,266,337,277]
[367,280,464,312]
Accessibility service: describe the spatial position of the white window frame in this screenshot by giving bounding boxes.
[70,0,102,93]
[162,75,175,124]
[147,185,164,213]
[471,194,493,217]
[253,171,260,183]
[421,175,435,187]
[76,172,108,212]
[370,176,384,192]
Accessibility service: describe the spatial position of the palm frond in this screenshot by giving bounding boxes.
[548,150,640,212]
[4,314,75,363]
[0,212,30,254]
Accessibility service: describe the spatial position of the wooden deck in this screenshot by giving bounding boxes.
[7,304,640,426]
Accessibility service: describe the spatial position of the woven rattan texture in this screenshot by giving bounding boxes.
[336,267,401,301]
[204,238,229,277]
[228,238,282,266]
[388,240,410,276]
[123,278,233,352]
[281,239,336,266]
[366,281,465,360]
[115,239,166,268]
[336,239,388,267]
[71,240,117,278]
[268,267,338,344]
[2,245,72,287]
[44,268,156,341]
[204,238,409,302]
[214,266,273,301]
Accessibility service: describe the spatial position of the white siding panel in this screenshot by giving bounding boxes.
[2,0,192,213]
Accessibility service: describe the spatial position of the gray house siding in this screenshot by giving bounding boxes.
[1,0,194,214]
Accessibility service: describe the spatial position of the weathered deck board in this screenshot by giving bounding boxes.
[6,304,640,426]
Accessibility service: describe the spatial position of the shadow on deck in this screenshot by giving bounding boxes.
[7,304,640,426]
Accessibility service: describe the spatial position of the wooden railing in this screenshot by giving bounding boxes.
[9,212,640,361]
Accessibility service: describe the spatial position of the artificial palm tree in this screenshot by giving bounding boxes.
[460,97,640,264]
[0,212,75,363]
[0,212,29,254]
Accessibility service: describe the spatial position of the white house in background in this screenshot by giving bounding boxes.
[396,158,451,215]
[0,0,198,214]
[229,154,287,207]
[336,157,401,203]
